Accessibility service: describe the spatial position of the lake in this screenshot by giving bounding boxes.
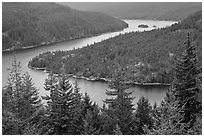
[2,20,177,107]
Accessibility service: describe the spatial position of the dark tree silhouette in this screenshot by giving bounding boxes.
[172,33,201,126]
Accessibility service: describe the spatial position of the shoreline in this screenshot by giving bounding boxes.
[2,26,128,53]
[28,66,170,87]
[2,19,178,53]
[2,34,96,53]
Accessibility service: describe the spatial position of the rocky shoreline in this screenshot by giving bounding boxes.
[28,66,170,87]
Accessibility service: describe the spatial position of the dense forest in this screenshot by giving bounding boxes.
[2,35,202,134]
[29,11,202,84]
[2,2,127,51]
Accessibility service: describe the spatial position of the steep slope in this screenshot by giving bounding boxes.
[2,2,127,51]
[28,11,202,84]
[60,2,201,21]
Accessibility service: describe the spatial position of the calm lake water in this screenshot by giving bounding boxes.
[2,20,177,107]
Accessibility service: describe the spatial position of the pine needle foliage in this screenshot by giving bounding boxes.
[172,33,201,126]
[103,70,135,134]
[2,60,42,134]
[42,73,81,134]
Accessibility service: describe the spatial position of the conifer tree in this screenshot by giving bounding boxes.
[81,93,101,134]
[172,33,201,126]
[134,96,153,134]
[82,109,100,135]
[42,73,80,134]
[72,81,84,134]
[145,89,186,135]
[103,69,135,134]
[19,73,42,119]
[3,60,23,112]
[145,33,202,135]
[73,81,82,104]
[81,93,96,116]
[2,60,42,134]
[22,107,47,135]
[100,106,115,134]
[2,109,21,135]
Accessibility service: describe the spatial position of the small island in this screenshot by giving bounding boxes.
[138,24,149,28]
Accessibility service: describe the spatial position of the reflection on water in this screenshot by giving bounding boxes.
[2,20,176,107]
[69,77,168,107]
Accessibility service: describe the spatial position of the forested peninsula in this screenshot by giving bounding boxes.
[3,32,202,135]
[28,11,201,85]
[2,2,127,51]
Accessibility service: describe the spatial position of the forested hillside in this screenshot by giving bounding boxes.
[2,2,127,51]
[3,35,202,134]
[28,11,202,85]
[61,2,201,21]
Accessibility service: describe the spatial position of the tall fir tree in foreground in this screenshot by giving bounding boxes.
[172,33,201,127]
[134,96,153,134]
[2,60,42,135]
[145,89,186,135]
[103,69,135,134]
[42,73,82,135]
[81,93,101,135]
[146,33,202,135]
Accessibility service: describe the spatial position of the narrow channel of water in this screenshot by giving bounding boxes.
[2,20,177,107]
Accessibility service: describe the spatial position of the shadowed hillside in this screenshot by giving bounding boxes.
[2,2,127,51]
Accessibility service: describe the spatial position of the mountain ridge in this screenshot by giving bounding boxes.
[2,2,127,51]
[59,2,201,21]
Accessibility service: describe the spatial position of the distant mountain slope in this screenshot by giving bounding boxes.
[60,2,201,21]
[2,2,127,51]
[28,11,202,84]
